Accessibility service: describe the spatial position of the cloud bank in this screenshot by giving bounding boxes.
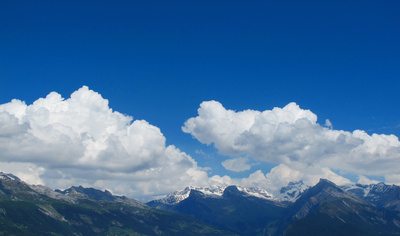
[1,89,399,200]
[183,101,400,189]
[221,157,251,172]
[0,86,209,201]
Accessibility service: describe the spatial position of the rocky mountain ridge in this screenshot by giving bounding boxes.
[154,185,277,206]
[151,181,309,207]
[2,171,400,235]
[149,179,400,236]
[281,179,400,236]
[152,179,400,208]
[0,172,234,235]
[342,181,400,212]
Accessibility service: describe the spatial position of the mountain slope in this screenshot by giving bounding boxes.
[149,186,287,235]
[149,180,400,235]
[0,172,235,236]
[343,182,400,212]
[149,179,400,236]
[277,179,400,236]
[3,171,400,235]
[150,185,274,207]
[276,180,309,202]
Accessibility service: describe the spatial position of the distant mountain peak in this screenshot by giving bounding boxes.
[56,185,118,201]
[0,172,227,235]
[150,185,275,205]
[304,178,355,201]
[237,186,273,199]
[288,178,368,222]
[317,178,333,184]
[152,185,225,205]
[0,172,21,181]
[0,171,38,197]
[342,181,400,211]
[278,180,309,202]
[223,186,245,197]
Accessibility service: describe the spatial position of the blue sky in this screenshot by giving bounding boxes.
[0,1,399,200]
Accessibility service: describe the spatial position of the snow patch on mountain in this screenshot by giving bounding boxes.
[153,185,278,205]
[341,183,371,197]
[236,186,274,200]
[0,172,21,181]
[277,180,310,202]
[30,184,76,202]
[154,185,225,205]
[341,182,400,202]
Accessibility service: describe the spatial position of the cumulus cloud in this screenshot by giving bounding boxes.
[183,101,400,190]
[357,175,380,185]
[234,163,350,195]
[209,174,236,186]
[0,86,209,201]
[221,157,251,172]
[385,174,400,186]
[325,119,333,129]
[239,170,269,189]
[263,164,350,192]
[2,91,399,200]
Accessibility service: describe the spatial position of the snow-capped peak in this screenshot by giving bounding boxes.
[155,185,225,205]
[0,172,21,181]
[371,182,392,193]
[236,186,273,200]
[277,180,310,202]
[342,181,398,201]
[152,185,276,205]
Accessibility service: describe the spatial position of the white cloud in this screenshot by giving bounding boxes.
[209,174,236,186]
[325,119,333,129]
[385,174,400,186]
[2,92,399,201]
[357,175,380,185]
[240,170,269,189]
[183,101,400,191]
[221,157,251,172]
[0,86,210,201]
[258,164,350,194]
[182,100,261,155]
[0,162,46,185]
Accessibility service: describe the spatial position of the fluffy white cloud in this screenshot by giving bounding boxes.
[385,174,400,186]
[2,92,399,201]
[209,174,236,186]
[183,101,400,190]
[221,157,251,172]
[239,170,269,189]
[264,164,350,192]
[0,86,209,201]
[357,175,380,185]
[325,119,333,129]
[182,101,261,155]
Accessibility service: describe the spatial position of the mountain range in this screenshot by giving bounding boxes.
[148,180,400,235]
[0,172,232,235]
[1,171,400,235]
